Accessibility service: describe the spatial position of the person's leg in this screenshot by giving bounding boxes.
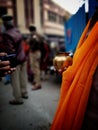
[31,51,42,90]
[10,65,23,104]
[41,70,45,80]
[34,63,41,86]
[20,61,28,98]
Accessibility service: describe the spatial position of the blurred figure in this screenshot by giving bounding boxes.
[4,74,11,85]
[0,18,16,78]
[40,37,50,80]
[28,24,42,90]
[22,35,30,59]
[49,42,59,75]
[0,17,5,32]
[59,42,66,52]
[2,15,28,105]
[22,35,32,82]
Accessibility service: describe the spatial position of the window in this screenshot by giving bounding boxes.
[58,15,64,25]
[48,11,57,22]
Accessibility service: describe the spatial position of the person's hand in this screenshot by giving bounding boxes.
[0,52,16,77]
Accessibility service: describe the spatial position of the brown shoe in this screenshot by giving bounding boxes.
[9,100,24,105]
[32,85,42,90]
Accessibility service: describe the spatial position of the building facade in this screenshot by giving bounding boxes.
[42,0,70,45]
[0,0,70,44]
[0,0,42,34]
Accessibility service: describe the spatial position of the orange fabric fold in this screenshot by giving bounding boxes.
[50,21,98,130]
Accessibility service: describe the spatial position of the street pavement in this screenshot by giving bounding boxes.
[0,73,61,130]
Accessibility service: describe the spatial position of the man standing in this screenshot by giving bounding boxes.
[2,15,28,105]
[28,24,42,90]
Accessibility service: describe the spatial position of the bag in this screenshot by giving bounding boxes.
[29,33,40,51]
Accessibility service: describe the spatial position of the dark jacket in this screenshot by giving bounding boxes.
[0,27,26,67]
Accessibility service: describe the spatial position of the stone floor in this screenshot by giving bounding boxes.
[0,74,61,130]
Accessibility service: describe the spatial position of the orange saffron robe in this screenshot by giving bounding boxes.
[50,21,98,130]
